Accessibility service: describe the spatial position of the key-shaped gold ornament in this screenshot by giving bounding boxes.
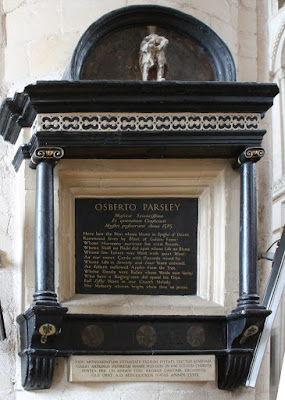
[240,325,259,345]
[39,323,56,344]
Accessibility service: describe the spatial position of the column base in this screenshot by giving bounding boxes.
[232,294,266,313]
[33,291,59,306]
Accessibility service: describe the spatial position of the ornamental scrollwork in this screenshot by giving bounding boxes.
[30,147,64,168]
[237,147,265,166]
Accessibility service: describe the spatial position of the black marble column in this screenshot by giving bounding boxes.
[31,148,64,305]
[234,148,266,312]
[33,161,57,304]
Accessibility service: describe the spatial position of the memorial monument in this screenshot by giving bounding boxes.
[0,4,281,394]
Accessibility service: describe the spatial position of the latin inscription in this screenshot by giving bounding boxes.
[75,198,198,295]
[69,355,215,382]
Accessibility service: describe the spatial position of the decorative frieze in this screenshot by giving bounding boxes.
[32,112,261,134]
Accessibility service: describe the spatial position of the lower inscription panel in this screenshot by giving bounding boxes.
[75,198,198,295]
[69,355,215,382]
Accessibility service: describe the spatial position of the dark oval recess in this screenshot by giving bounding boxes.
[81,26,215,81]
[81,325,104,348]
[65,5,236,82]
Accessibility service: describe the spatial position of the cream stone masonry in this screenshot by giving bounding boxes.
[0,3,6,87]
[0,144,24,398]
[69,355,216,382]
[5,0,62,45]
[62,0,127,33]
[210,17,238,56]
[3,0,25,14]
[5,44,29,80]
[28,33,80,77]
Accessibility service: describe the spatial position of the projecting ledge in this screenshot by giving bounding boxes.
[60,294,227,316]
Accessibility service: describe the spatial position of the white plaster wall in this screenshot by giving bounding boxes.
[0,1,274,399]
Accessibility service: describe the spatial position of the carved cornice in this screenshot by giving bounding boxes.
[0,81,279,146]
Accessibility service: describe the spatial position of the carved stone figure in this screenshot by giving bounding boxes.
[139,33,169,81]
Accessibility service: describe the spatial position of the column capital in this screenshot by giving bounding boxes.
[30,147,64,169]
[236,147,265,167]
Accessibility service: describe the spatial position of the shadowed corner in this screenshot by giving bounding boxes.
[0,300,7,341]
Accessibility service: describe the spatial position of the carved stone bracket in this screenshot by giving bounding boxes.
[20,353,55,390]
[218,309,270,390]
[30,147,64,169]
[17,305,67,390]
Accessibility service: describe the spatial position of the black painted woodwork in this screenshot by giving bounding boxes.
[0,81,279,167]
[20,81,280,113]
[16,308,270,390]
[64,5,236,81]
[0,81,279,145]
[238,161,259,310]
[33,161,58,305]
[0,91,36,144]
[242,161,259,293]
[232,148,267,312]
[15,129,267,171]
[17,305,67,390]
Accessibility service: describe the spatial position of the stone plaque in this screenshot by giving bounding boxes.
[75,198,198,295]
[69,355,215,382]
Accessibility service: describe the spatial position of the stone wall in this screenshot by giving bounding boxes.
[0,1,274,400]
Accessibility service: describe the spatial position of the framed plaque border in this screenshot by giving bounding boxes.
[52,159,229,313]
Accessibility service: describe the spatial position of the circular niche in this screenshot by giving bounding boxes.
[81,26,216,81]
[66,5,236,82]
